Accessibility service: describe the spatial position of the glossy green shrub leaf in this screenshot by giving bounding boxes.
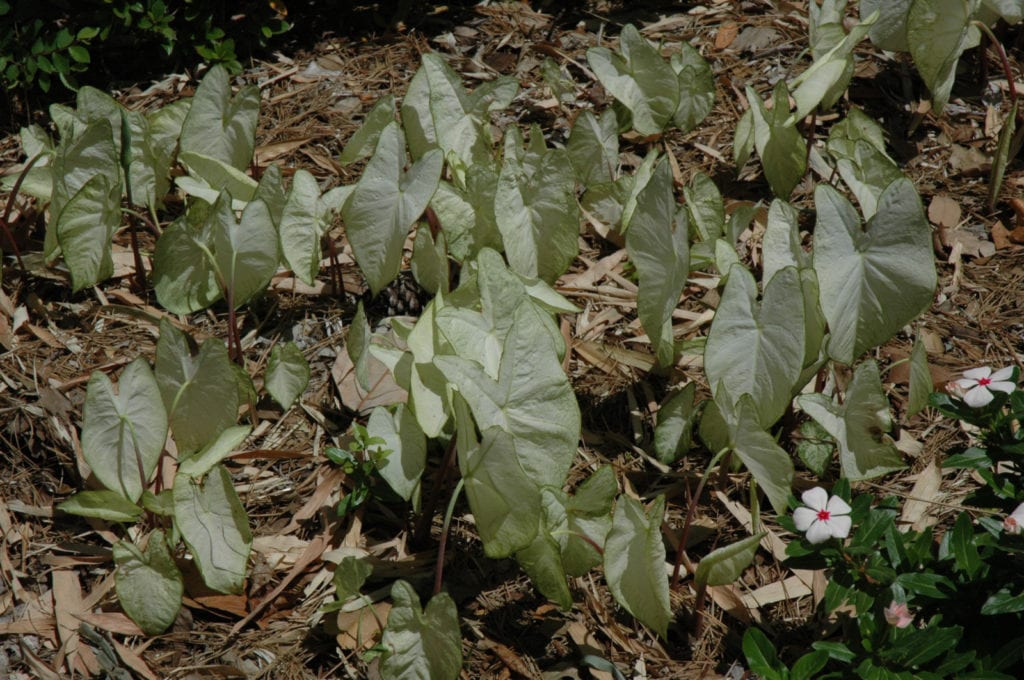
[435,303,580,489]
[343,121,443,295]
[604,495,671,637]
[174,464,252,594]
[625,158,688,367]
[179,64,259,171]
[58,490,143,522]
[695,532,765,587]
[155,318,239,454]
[266,341,310,410]
[670,42,715,132]
[113,530,183,635]
[654,382,697,463]
[567,109,619,187]
[812,180,936,364]
[381,581,462,680]
[495,125,579,283]
[82,357,168,502]
[56,172,121,291]
[587,24,679,136]
[907,0,979,114]
[797,360,904,480]
[178,425,251,478]
[367,403,426,504]
[339,94,396,165]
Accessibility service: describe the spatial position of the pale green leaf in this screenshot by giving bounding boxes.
[625,158,689,367]
[685,172,724,242]
[790,11,876,118]
[797,360,904,480]
[516,523,573,609]
[279,169,326,285]
[82,358,168,502]
[862,0,912,51]
[266,341,310,410]
[907,0,978,114]
[173,464,252,594]
[381,581,462,680]
[429,164,503,263]
[331,556,373,606]
[812,180,936,364]
[211,193,279,307]
[762,200,809,286]
[348,301,372,392]
[59,490,143,522]
[152,206,221,314]
[177,425,250,478]
[567,109,619,187]
[604,495,671,637]
[670,43,715,132]
[339,94,396,165]
[56,173,121,291]
[748,82,806,198]
[179,64,259,171]
[621,149,660,232]
[147,98,190,206]
[695,532,765,587]
[141,489,175,517]
[411,227,449,295]
[343,121,443,295]
[654,383,697,464]
[113,531,183,634]
[367,404,426,504]
[908,333,933,417]
[155,318,239,454]
[586,24,680,136]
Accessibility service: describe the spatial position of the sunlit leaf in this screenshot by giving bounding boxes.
[907,0,979,114]
[566,109,619,187]
[604,495,671,637]
[266,341,310,410]
[908,333,933,417]
[339,94,396,165]
[178,425,251,478]
[179,64,259,171]
[56,172,121,291]
[670,43,715,132]
[59,490,143,522]
[279,169,328,285]
[381,581,462,680]
[695,532,765,587]
[113,530,183,635]
[367,403,426,505]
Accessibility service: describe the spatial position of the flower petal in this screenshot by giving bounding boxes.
[801,486,828,512]
[952,378,978,390]
[827,514,852,539]
[1010,502,1024,524]
[793,507,817,531]
[990,366,1016,382]
[805,520,832,544]
[989,381,1015,395]
[964,385,994,408]
[963,366,993,381]
[826,495,851,516]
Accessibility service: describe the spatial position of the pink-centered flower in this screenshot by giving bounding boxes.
[1004,502,1024,535]
[950,366,1016,408]
[884,601,914,628]
[793,487,852,544]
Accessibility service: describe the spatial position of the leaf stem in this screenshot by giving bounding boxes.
[414,433,458,547]
[434,477,465,596]
[671,447,730,589]
[0,152,41,275]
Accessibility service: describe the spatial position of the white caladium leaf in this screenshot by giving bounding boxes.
[566,109,619,187]
[495,125,579,284]
[255,164,288,227]
[177,425,251,478]
[695,532,765,588]
[380,581,462,680]
[812,180,936,364]
[367,403,426,505]
[58,490,143,522]
[604,495,671,637]
[155,318,239,455]
[147,98,190,205]
[827,111,902,219]
[625,158,689,367]
[699,393,794,514]
[685,172,724,242]
[861,0,912,51]
[411,227,449,295]
[586,24,680,136]
[266,341,310,410]
[791,7,877,118]
[907,0,981,114]
[81,358,168,502]
[343,121,443,295]
[179,64,259,171]
[339,94,396,165]
[670,42,716,132]
[454,396,540,558]
[797,360,904,480]
[179,152,258,203]
[654,383,697,464]
[547,466,617,576]
[152,207,220,314]
[747,81,806,199]
[211,193,280,308]
[56,172,122,291]
[173,464,252,594]
[429,163,503,263]
[113,531,183,635]
[279,169,347,285]
[705,265,806,428]
[762,200,809,286]
[435,303,580,488]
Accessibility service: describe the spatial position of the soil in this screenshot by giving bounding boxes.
[2,1,1023,678]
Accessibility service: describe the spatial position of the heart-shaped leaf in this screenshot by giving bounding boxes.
[604,495,671,637]
[279,169,330,285]
[174,464,252,594]
[381,581,463,680]
[266,341,310,410]
[586,24,679,136]
[113,530,183,635]
[343,121,443,295]
[907,0,979,114]
[179,64,259,171]
[340,94,396,165]
[670,42,716,132]
[56,172,121,291]
[654,383,697,464]
[748,82,807,198]
[211,193,280,308]
[155,318,239,454]
[797,360,904,480]
[861,0,912,51]
[812,179,936,364]
[59,490,143,522]
[367,403,426,504]
[429,165,503,263]
[625,157,689,367]
[705,265,806,428]
[178,425,251,478]
[82,358,168,502]
[567,109,619,187]
[695,532,765,587]
[152,206,220,314]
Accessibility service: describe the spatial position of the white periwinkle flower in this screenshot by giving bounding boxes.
[793,487,852,544]
[1004,502,1024,535]
[951,366,1016,408]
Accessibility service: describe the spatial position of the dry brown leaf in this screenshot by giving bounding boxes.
[255,137,313,165]
[927,195,961,228]
[740,575,812,609]
[992,220,1016,250]
[715,21,739,49]
[706,583,755,623]
[900,461,944,531]
[52,570,100,676]
[331,347,408,415]
[948,144,990,176]
[335,602,390,651]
